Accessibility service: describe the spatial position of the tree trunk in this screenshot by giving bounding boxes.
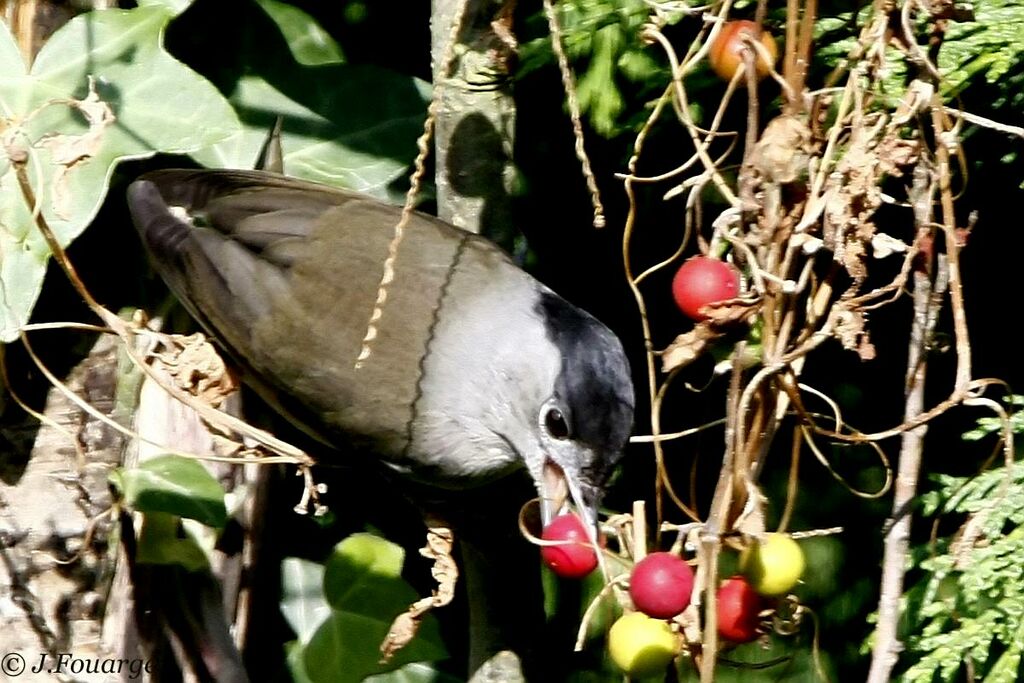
[430,0,517,250]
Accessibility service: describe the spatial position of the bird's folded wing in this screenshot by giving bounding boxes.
[128,170,508,463]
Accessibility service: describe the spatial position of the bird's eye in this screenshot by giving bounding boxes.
[545,407,570,440]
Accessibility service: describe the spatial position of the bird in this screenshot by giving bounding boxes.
[126,168,635,535]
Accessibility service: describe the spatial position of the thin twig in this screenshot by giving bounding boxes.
[942,107,1024,139]
[356,0,469,368]
[542,0,606,228]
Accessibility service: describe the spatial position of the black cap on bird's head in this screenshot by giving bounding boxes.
[530,291,634,531]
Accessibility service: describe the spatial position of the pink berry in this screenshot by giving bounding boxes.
[541,514,598,579]
[630,552,695,619]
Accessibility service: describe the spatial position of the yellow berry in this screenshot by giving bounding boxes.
[740,533,805,596]
[608,612,680,678]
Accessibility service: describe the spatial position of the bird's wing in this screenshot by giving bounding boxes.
[128,169,514,466]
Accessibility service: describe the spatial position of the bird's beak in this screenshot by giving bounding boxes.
[540,458,600,544]
[541,459,570,527]
[537,451,608,577]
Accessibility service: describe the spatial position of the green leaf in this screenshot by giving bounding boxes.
[291,643,456,683]
[137,0,194,15]
[939,0,1024,96]
[286,641,316,683]
[170,0,426,199]
[134,511,210,571]
[904,417,1024,681]
[191,66,429,200]
[575,24,624,137]
[321,532,411,611]
[301,533,447,683]
[0,5,239,342]
[253,0,345,66]
[617,50,660,82]
[114,454,228,527]
[281,558,332,643]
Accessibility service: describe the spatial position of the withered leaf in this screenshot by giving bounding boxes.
[701,298,760,327]
[836,308,875,360]
[748,115,813,185]
[38,79,115,220]
[379,523,457,663]
[661,326,723,373]
[152,333,239,408]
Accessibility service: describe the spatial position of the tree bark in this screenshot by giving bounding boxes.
[430,0,517,249]
[867,262,949,683]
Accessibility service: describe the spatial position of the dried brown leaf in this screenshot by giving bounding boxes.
[843,235,869,282]
[701,298,760,327]
[38,78,115,219]
[661,326,722,373]
[876,135,919,173]
[859,336,877,361]
[420,524,457,606]
[379,600,433,662]
[379,523,457,663]
[748,115,813,185]
[836,308,875,359]
[151,333,239,408]
[822,117,900,283]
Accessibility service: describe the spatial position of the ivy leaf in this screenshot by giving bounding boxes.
[253,0,345,66]
[134,511,210,571]
[112,454,228,528]
[365,662,464,683]
[137,0,194,15]
[170,0,428,201]
[192,69,429,199]
[300,533,447,683]
[0,5,239,342]
[281,558,332,643]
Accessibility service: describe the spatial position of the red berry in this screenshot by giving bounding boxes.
[717,576,763,643]
[709,20,779,82]
[671,257,741,321]
[629,552,695,619]
[541,513,598,579]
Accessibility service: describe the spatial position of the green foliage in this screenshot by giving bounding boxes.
[814,9,910,105]
[938,0,1024,105]
[281,557,333,643]
[0,4,238,342]
[112,454,228,528]
[191,67,429,197]
[964,396,1024,442]
[110,454,228,571]
[283,533,450,683]
[134,511,212,571]
[902,398,1024,682]
[519,0,679,137]
[0,0,427,343]
[252,0,345,66]
[176,0,430,199]
[137,0,193,15]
